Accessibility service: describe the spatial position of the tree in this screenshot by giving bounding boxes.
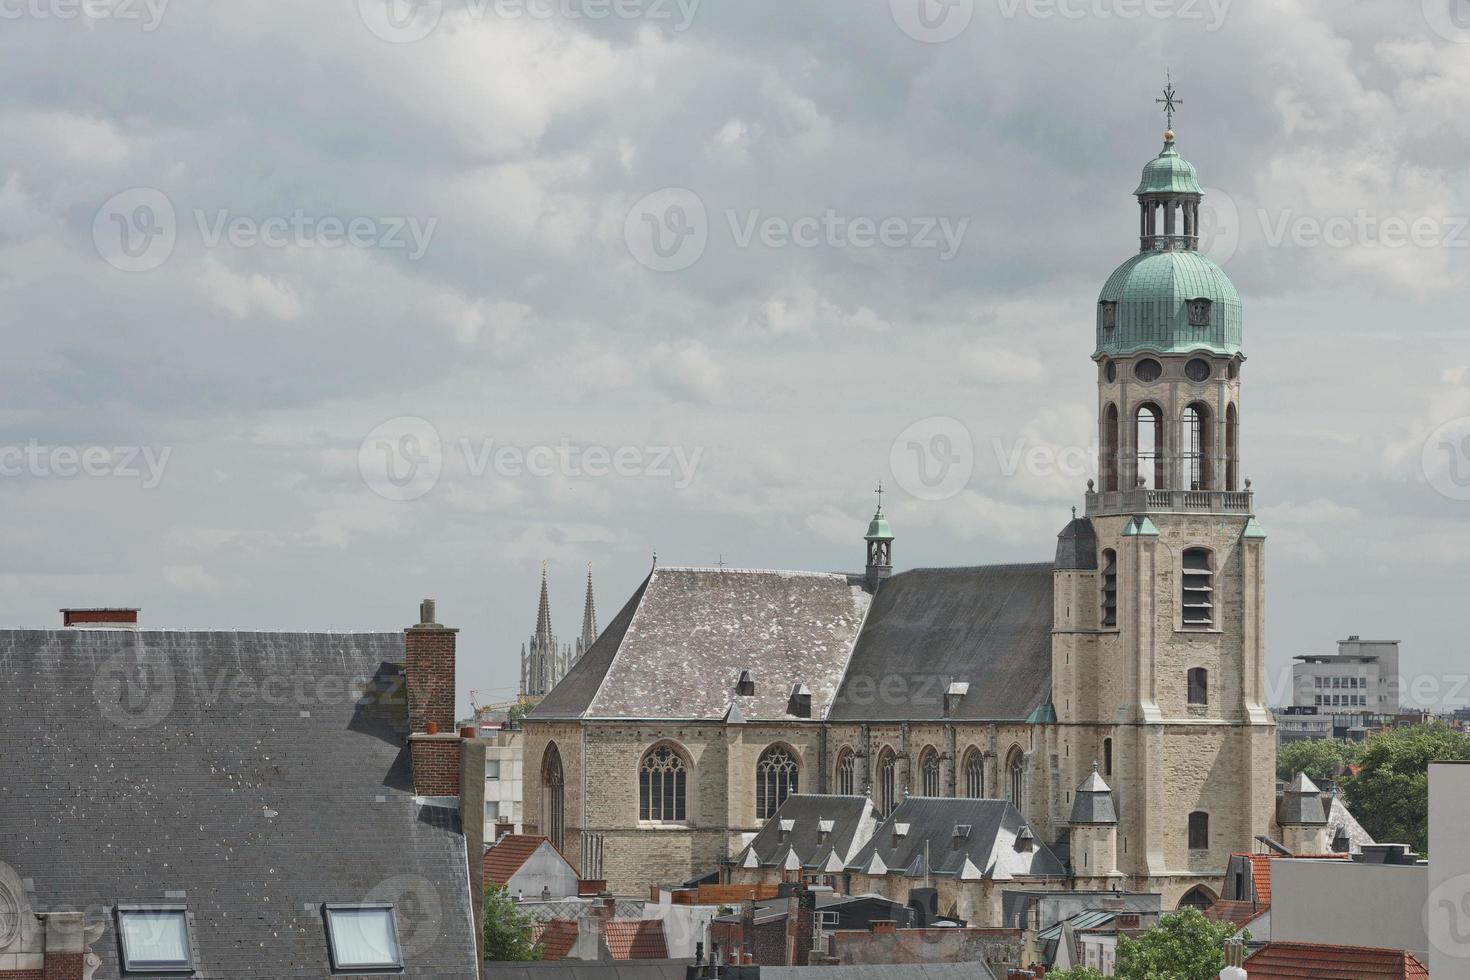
[483,884,542,962]
[1343,721,1470,856]
[1111,908,1241,980]
[1276,737,1361,784]
[507,701,534,725]
[1048,968,1107,980]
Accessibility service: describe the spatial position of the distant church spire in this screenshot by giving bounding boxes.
[520,561,563,698]
[578,564,598,656]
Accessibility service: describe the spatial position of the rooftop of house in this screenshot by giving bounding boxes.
[734,794,881,874]
[0,625,478,979]
[602,919,670,960]
[1244,941,1429,979]
[847,797,1065,880]
[485,834,577,889]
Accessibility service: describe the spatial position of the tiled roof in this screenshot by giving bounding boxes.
[485,835,573,888]
[1244,942,1430,979]
[0,628,479,979]
[830,564,1055,722]
[602,919,669,960]
[530,919,579,961]
[532,569,871,721]
[1247,854,1274,905]
[1202,900,1261,929]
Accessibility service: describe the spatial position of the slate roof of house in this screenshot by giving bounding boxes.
[847,797,1065,880]
[602,919,669,960]
[1326,791,1376,854]
[0,627,478,980]
[829,564,1054,722]
[735,794,880,872]
[530,569,871,721]
[485,835,574,889]
[1244,942,1429,979]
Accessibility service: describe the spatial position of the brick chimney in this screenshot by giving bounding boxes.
[61,608,138,628]
[406,599,461,797]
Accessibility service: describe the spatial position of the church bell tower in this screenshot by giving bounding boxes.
[1051,87,1276,907]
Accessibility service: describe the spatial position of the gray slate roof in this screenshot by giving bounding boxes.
[1054,517,1098,570]
[1277,773,1328,827]
[531,568,871,721]
[829,564,1054,722]
[734,794,879,871]
[1069,766,1118,824]
[0,628,478,980]
[847,798,1065,880]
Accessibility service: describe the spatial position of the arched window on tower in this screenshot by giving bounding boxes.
[835,747,855,796]
[1178,885,1217,911]
[1102,403,1120,493]
[1226,403,1239,491]
[1101,549,1117,628]
[543,743,565,850]
[919,747,941,797]
[1182,548,1214,628]
[1188,811,1210,850]
[1006,747,1025,810]
[1182,403,1212,490]
[756,745,799,821]
[877,747,897,816]
[1135,403,1164,488]
[962,748,984,798]
[639,744,688,823]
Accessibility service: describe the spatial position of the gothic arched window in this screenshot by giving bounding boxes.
[1178,885,1216,911]
[1182,548,1214,628]
[756,746,799,821]
[920,747,941,797]
[1135,403,1164,488]
[1101,549,1117,628]
[1182,403,1212,490]
[962,748,984,799]
[877,747,897,817]
[1006,747,1025,810]
[836,747,855,796]
[639,744,687,823]
[543,743,565,850]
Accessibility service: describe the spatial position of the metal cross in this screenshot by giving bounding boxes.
[1156,76,1182,130]
[874,481,885,513]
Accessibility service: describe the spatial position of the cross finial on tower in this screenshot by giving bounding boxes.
[1156,73,1182,132]
[874,481,885,515]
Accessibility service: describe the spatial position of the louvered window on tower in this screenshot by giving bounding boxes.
[1181,548,1213,627]
[1101,549,1118,628]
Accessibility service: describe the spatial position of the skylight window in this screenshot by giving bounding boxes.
[116,906,193,973]
[323,904,403,973]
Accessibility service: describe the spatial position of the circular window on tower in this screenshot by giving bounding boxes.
[1185,358,1211,383]
[1134,358,1162,383]
[1105,361,1117,383]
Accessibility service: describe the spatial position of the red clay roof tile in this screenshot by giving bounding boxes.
[1245,941,1429,979]
[602,920,669,960]
[529,919,578,961]
[484,834,572,889]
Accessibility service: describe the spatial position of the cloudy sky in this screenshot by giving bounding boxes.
[3,0,1469,714]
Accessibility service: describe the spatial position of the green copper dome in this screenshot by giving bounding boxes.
[1135,134,1203,195]
[1096,250,1241,357]
[865,511,893,541]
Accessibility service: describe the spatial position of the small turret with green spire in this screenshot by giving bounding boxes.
[865,483,894,590]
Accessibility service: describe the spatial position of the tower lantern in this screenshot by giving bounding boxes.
[864,483,894,590]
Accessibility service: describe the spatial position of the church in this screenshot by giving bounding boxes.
[523,118,1278,912]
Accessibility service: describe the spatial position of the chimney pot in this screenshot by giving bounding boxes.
[420,599,437,625]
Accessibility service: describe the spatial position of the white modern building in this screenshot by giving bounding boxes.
[481,724,525,836]
[1292,636,1402,716]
